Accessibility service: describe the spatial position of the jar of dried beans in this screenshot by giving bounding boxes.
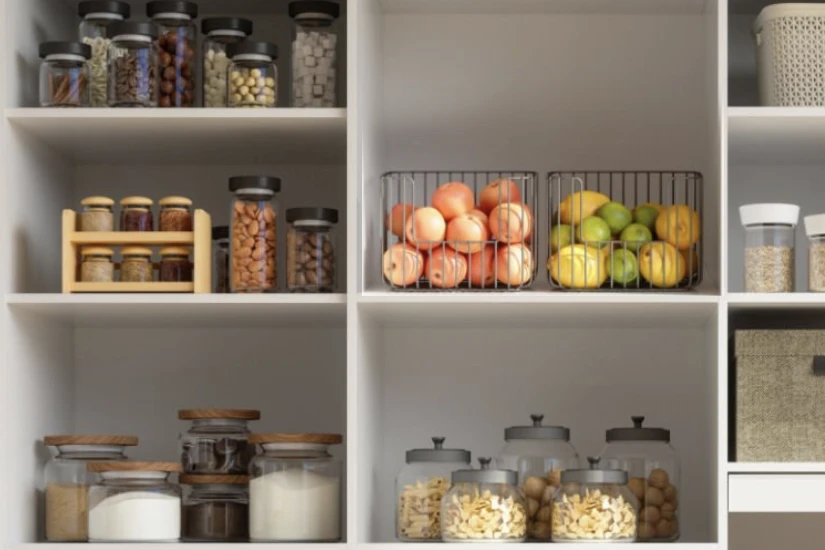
[287,207,338,292]
[79,196,114,231]
[159,196,193,231]
[805,214,825,292]
[160,247,193,282]
[740,203,799,293]
[396,437,470,541]
[107,21,158,107]
[78,1,131,107]
[120,196,154,231]
[120,246,153,282]
[147,0,198,108]
[229,176,280,292]
[178,409,260,475]
[39,42,91,107]
[227,42,278,108]
[81,247,115,282]
[202,17,253,108]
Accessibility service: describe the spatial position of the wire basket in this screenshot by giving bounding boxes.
[381,171,538,291]
[547,171,703,291]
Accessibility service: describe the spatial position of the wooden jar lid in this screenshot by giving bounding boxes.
[81,196,115,207]
[87,461,182,473]
[179,474,249,485]
[44,435,138,446]
[159,196,193,207]
[122,246,152,256]
[160,246,191,257]
[82,247,114,257]
[249,433,343,445]
[120,196,153,207]
[178,409,261,420]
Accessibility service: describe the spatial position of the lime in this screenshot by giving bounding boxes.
[633,205,660,231]
[597,202,633,234]
[607,249,638,285]
[577,216,612,248]
[619,223,653,252]
[550,224,574,253]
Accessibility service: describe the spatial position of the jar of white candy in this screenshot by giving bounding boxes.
[289,1,339,107]
[227,42,278,108]
[78,1,131,107]
[201,17,252,108]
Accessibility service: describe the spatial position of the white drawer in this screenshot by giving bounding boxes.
[730,474,825,512]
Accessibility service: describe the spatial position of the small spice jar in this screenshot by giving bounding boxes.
[108,21,159,107]
[229,176,280,293]
[248,433,343,542]
[78,0,131,107]
[160,247,193,282]
[805,214,825,292]
[159,196,193,231]
[179,409,260,475]
[227,42,278,108]
[43,435,138,542]
[79,196,115,231]
[81,247,114,282]
[740,203,800,293]
[202,17,253,107]
[87,462,182,542]
[213,226,229,293]
[287,207,338,292]
[39,41,91,107]
[181,474,249,541]
[120,196,154,231]
[120,246,154,282]
[441,457,527,542]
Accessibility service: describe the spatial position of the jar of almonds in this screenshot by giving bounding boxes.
[498,414,580,541]
[552,457,638,543]
[441,457,526,542]
[600,416,680,542]
[396,437,471,541]
[229,176,280,293]
[287,207,338,292]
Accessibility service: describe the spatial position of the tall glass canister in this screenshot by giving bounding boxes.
[740,203,800,292]
[229,176,280,292]
[78,0,131,107]
[202,17,252,107]
[290,0,339,107]
[108,21,159,107]
[147,0,198,107]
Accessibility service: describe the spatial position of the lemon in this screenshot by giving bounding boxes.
[655,205,701,251]
[548,244,608,289]
[638,242,686,288]
[558,191,610,225]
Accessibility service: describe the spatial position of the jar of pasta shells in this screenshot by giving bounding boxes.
[396,437,470,541]
[600,416,680,542]
[498,414,580,541]
[229,176,280,293]
[441,457,526,542]
[552,457,638,543]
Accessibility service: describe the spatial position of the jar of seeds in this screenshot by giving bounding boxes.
[740,203,800,293]
[160,247,193,282]
[78,0,131,107]
[159,196,193,231]
[287,207,337,292]
[805,214,825,292]
[120,196,154,231]
[80,247,115,282]
[79,196,115,231]
[108,21,158,107]
[120,247,153,282]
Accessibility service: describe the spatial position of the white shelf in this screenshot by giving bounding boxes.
[5,108,347,165]
[361,545,717,549]
[728,107,825,164]
[729,462,825,474]
[15,545,345,550]
[728,293,825,309]
[379,0,706,14]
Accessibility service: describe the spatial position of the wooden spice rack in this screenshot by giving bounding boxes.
[62,209,212,293]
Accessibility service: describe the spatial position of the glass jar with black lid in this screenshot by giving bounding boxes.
[78,1,131,107]
[229,175,280,293]
[202,17,253,107]
[287,207,338,292]
[147,0,198,107]
[39,42,91,107]
[289,1,340,107]
[108,21,159,107]
[227,42,278,108]
[179,409,260,475]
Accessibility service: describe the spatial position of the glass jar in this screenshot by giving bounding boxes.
[441,457,526,542]
[120,196,154,231]
[87,462,182,542]
[202,17,253,108]
[805,214,825,292]
[43,435,138,541]
[396,437,470,541]
[107,21,159,107]
[740,203,800,293]
[213,226,230,293]
[249,433,343,541]
[498,414,581,541]
[147,1,198,108]
[160,247,193,282]
[81,247,114,282]
[159,196,193,231]
[79,196,114,231]
[227,42,278,108]
[39,42,91,107]
[552,457,638,543]
[600,416,680,542]
[78,1,131,107]
[290,1,339,107]
[181,475,249,541]
[179,409,259,474]
[120,246,154,282]
[287,207,338,292]
[229,176,280,293]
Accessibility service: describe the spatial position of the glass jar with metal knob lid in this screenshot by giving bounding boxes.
[498,414,580,541]
[181,474,249,541]
[396,437,471,541]
[78,1,131,107]
[441,457,527,542]
[600,416,680,542]
[179,409,260,475]
[552,457,638,543]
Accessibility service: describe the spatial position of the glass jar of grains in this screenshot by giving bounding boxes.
[202,17,253,107]
[181,475,249,542]
[120,196,154,231]
[159,196,193,231]
[160,247,193,282]
[286,207,338,292]
[81,247,114,282]
[78,0,131,107]
[39,42,91,107]
[79,196,114,231]
[805,214,825,292]
[227,42,278,108]
[44,435,138,541]
[120,247,153,282]
[179,409,260,475]
[740,203,800,293]
[107,21,159,107]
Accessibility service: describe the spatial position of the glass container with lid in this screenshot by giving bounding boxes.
[147,0,198,107]
[600,416,680,542]
[181,474,249,541]
[289,0,339,107]
[120,196,154,231]
[228,42,278,108]
[120,246,153,282]
[213,226,230,293]
[43,435,138,541]
[108,21,159,107]
[159,196,193,231]
[160,247,193,282]
[78,1,131,107]
[287,207,338,292]
[740,203,800,292]
[179,409,260,475]
[552,457,638,543]
[248,433,343,542]
[441,457,527,542]
[81,247,115,282]
[202,17,253,107]
[805,214,825,292]
[498,414,580,541]
[39,42,91,107]
[396,437,471,541]
[229,176,280,293]
[79,196,115,231]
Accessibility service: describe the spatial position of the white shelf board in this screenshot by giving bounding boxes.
[5,108,347,165]
[729,462,825,474]
[15,545,345,550]
[6,293,347,328]
[728,107,825,165]
[380,0,706,14]
[362,544,717,549]
[728,292,825,309]
[59,0,348,15]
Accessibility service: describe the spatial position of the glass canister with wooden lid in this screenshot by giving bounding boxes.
[79,196,115,231]
[181,474,249,541]
[179,409,260,475]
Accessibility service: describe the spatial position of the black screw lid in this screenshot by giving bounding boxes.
[287,207,339,224]
[289,1,340,19]
[78,1,131,17]
[229,176,281,193]
[109,21,159,39]
[146,1,198,18]
[201,17,253,35]
[212,226,229,241]
[606,416,671,443]
[39,41,92,59]
[227,41,278,60]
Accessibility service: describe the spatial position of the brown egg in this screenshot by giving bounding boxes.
[664,484,678,503]
[530,521,551,540]
[523,476,547,501]
[661,501,676,520]
[656,519,673,538]
[649,468,669,489]
[536,505,552,523]
[645,486,665,507]
[638,522,657,540]
[546,468,562,487]
[641,505,661,524]
[542,484,556,504]
[526,497,540,517]
[628,477,646,502]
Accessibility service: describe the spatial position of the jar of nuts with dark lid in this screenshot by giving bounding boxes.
[147,0,198,108]
[160,247,193,282]
[120,196,154,231]
[79,196,114,231]
[39,41,91,107]
[120,246,154,282]
[107,21,158,107]
[229,176,280,293]
[159,196,193,231]
[287,207,337,292]
[80,247,115,282]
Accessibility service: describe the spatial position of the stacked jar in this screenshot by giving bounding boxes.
[227,42,279,108]
[805,214,825,291]
[202,17,253,107]
[229,176,280,292]
[740,203,800,292]
[290,1,339,107]
[78,0,131,107]
[39,42,91,107]
[147,1,198,108]
[287,207,338,292]
[212,226,230,293]
[107,21,159,107]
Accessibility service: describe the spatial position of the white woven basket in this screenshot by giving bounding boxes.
[755,3,825,106]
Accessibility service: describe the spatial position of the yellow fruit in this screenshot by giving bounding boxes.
[655,205,701,251]
[558,191,610,225]
[638,242,686,288]
[680,248,700,275]
[548,244,608,289]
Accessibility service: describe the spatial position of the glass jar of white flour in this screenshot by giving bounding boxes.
[248,433,343,541]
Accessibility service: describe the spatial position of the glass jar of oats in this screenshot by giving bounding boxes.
[79,196,114,231]
[740,203,799,293]
[805,214,825,292]
[80,247,115,282]
[120,246,153,282]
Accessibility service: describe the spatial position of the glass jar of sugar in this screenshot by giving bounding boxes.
[87,461,182,542]
[43,435,138,541]
[249,433,343,541]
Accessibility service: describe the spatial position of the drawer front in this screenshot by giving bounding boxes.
[730,474,825,512]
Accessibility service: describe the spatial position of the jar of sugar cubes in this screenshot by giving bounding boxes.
[289,1,339,108]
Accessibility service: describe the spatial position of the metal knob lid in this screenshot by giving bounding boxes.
[451,457,518,485]
[504,413,571,441]
[605,415,671,443]
[560,456,629,485]
[405,436,471,464]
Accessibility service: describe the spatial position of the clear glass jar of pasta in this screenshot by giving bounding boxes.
[78,0,131,107]
[107,21,159,107]
[147,0,198,107]
[227,42,278,108]
[289,1,339,107]
[39,42,91,107]
[202,17,252,107]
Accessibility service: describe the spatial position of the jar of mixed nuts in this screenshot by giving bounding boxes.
[107,21,159,107]
[159,196,193,231]
[227,42,278,108]
[78,1,131,107]
[740,203,799,293]
[147,0,198,108]
[160,247,193,282]
[39,42,91,107]
[805,214,825,292]
[202,17,253,107]
[120,247,153,282]
[179,409,260,475]
[181,475,249,541]
[79,196,115,231]
[120,196,154,231]
[80,247,115,282]
[229,176,280,293]
[287,207,338,292]
[213,226,229,293]
[441,457,527,542]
